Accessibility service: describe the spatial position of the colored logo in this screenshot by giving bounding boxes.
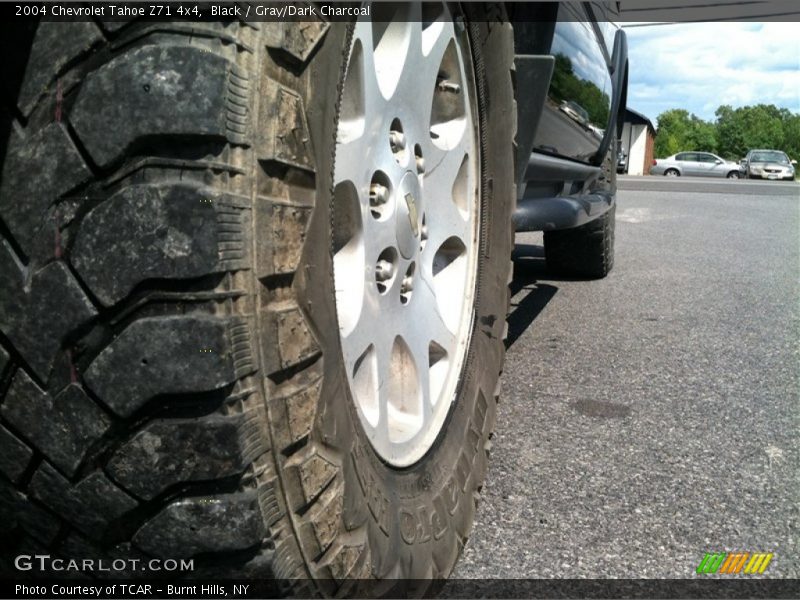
[696,552,773,574]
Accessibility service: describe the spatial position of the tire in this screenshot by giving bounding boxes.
[543,140,616,279]
[544,205,616,279]
[726,171,740,179]
[664,168,679,177]
[0,8,515,591]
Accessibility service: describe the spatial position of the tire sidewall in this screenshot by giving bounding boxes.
[292,14,514,581]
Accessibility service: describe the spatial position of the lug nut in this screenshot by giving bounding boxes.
[389,130,406,152]
[369,183,389,206]
[375,260,394,281]
[437,79,461,94]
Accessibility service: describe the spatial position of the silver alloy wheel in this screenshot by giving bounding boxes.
[332,5,480,467]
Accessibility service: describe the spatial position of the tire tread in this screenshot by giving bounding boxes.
[0,22,313,583]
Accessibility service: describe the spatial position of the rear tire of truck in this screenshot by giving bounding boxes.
[0,7,515,593]
[544,205,615,279]
[543,141,616,279]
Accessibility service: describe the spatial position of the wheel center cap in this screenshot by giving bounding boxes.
[395,171,421,259]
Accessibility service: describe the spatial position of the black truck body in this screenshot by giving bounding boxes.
[511,2,628,232]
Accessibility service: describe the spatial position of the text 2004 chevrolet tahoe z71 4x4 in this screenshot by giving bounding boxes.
[0,3,626,592]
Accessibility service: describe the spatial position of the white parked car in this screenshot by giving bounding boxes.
[650,152,742,178]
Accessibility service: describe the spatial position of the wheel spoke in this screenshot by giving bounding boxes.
[343,263,413,365]
[363,219,399,271]
[411,275,457,350]
[366,4,419,102]
[421,142,472,251]
[392,15,460,146]
[336,20,392,182]
[417,343,434,428]
[418,18,458,111]
[404,279,455,419]
[334,135,370,188]
[353,19,385,118]
[340,308,379,380]
[374,336,393,441]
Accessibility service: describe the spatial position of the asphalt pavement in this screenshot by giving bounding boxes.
[454,177,799,580]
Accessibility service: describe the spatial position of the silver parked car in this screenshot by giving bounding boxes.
[650,151,742,178]
[741,149,796,180]
[559,100,590,127]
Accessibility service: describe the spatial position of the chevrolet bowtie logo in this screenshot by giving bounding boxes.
[405,193,419,237]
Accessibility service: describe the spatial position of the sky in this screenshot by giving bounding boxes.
[622,22,800,126]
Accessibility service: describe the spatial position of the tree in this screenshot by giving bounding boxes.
[714,105,744,160]
[653,104,798,162]
[714,104,786,160]
[549,54,611,127]
[782,114,800,161]
[653,109,717,157]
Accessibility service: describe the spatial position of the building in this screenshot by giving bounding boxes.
[620,108,656,175]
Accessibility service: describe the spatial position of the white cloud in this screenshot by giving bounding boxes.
[553,21,612,92]
[623,22,800,124]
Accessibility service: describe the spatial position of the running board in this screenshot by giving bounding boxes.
[513,192,613,232]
